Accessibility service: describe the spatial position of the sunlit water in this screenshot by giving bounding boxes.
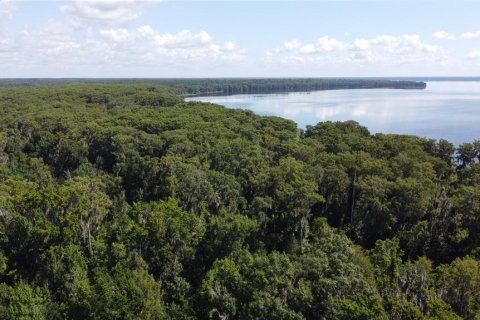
[185,82,480,144]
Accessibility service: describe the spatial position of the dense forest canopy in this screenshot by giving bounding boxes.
[0,83,479,319]
[0,78,426,96]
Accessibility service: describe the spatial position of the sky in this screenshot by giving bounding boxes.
[1,0,480,77]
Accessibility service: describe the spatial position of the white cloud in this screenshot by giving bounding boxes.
[352,34,441,63]
[97,26,235,53]
[0,0,16,16]
[468,48,480,59]
[461,31,480,39]
[100,28,129,42]
[299,44,315,54]
[353,39,369,50]
[432,31,455,40]
[275,34,442,66]
[138,25,154,36]
[314,36,346,52]
[282,39,302,51]
[0,18,244,76]
[224,41,237,51]
[13,21,85,63]
[154,30,213,48]
[61,0,162,24]
[0,0,18,31]
[279,36,345,54]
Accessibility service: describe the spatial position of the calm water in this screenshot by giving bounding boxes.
[185,82,480,144]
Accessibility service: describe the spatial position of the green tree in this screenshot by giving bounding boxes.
[436,257,480,319]
[0,282,54,320]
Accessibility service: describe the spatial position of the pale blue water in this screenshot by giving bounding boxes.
[185,82,480,144]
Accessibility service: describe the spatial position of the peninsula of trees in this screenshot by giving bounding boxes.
[0,78,427,97]
[150,78,427,96]
[0,83,478,320]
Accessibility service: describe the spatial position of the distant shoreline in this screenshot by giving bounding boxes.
[0,76,479,81]
[0,78,427,97]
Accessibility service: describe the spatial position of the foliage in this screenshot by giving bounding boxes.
[0,83,478,319]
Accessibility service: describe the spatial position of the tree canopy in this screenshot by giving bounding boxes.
[0,83,478,319]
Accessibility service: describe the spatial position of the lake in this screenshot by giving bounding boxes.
[185,81,480,145]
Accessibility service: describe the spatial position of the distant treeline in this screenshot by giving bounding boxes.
[156,78,427,96]
[0,78,426,96]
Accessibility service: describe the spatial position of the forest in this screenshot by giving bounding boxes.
[0,83,479,319]
[0,78,426,96]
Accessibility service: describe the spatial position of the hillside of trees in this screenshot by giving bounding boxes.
[0,84,479,319]
[0,78,426,96]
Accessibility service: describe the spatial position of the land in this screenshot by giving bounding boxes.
[0,78,426,96]
[0,83,478,320]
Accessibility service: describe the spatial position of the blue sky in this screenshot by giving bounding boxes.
[1,0,480,77]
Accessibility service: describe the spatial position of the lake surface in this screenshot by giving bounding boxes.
[185,81,480,144]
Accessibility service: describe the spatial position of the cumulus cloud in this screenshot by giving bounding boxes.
[154,30,213,49]
[22,21,82,56]
[432,31,455,40]
[277,39,301,52]
[224,41,237,51]
[461,31,480,39]
[306,36,345,53]
[0,0,18,30]
[100,28,130,42]
[278,36,345,54]
[430,31,480,40]
[0,18,244,76]
[275,34,442,65]
[61,0,162,24]
[97,27,239,59]
[0,0,245,76]
[351,34,440,63]
[468,49,480,59]
[0,0,16,16]
[0,20,90,68]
